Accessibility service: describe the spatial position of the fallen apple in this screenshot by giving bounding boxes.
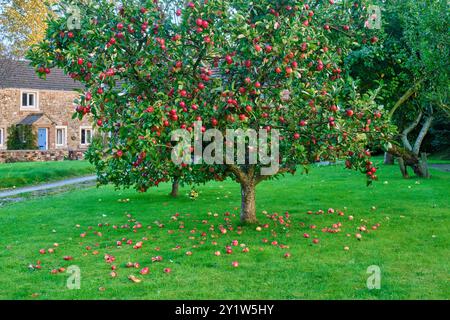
[140,267,150,275]
[128,275,141,283]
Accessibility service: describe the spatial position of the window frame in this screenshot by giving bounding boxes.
[0,127,5,147]
[20,90,39,110]
[55,126,68,148]
[80,126,93,146]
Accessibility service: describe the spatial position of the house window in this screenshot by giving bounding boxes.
[20,91,38,110]
[80,127,93,146]
[0,128,4,147]
[55,126,67,147]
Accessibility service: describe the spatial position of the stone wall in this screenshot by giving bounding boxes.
[0,149,86,163]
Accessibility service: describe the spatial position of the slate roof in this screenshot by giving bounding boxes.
[0,59,84,91]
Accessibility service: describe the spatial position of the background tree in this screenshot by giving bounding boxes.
[347,0,449,178]
[0,0,55,57]
[28,0,392,223]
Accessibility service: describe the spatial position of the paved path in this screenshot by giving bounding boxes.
[430,164,450,172]
[0,175,97,198]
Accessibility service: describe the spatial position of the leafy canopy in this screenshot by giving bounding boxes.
[28,0,392,192]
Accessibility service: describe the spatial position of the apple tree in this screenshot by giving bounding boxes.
[28,0,392,223]
[346,0,449,177]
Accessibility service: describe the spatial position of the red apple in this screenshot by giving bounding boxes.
[140,267,150,275]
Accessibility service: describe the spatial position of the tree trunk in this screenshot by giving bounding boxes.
[398,157,409,178]
[240,180,257,224]
[170,177,179,198]
[384,152,395,165]
[419,153,430,179]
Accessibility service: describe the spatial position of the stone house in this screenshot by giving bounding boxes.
[0,59,92,161]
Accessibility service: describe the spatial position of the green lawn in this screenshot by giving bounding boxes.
[0,161,448,300]
[0,161,95,190]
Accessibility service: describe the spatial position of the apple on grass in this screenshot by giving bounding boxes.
[140,267,150,275]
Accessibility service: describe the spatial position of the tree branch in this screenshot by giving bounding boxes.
[388,78,425,118]
[413,112,434,155]
[401,111,422,152]
[227,164,246,184]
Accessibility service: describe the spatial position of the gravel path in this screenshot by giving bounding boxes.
[0,175,97,198]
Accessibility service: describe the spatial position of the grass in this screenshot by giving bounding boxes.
[0,161,95,190]
[0,160,448,300]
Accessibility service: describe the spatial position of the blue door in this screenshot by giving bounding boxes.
[38,128,47,150]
